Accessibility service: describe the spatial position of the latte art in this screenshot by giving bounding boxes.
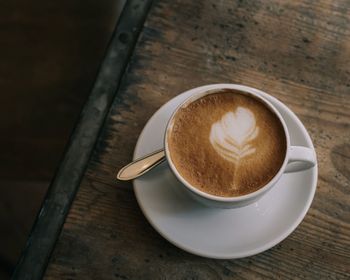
[210,107,259,163]
[167,89,287,197]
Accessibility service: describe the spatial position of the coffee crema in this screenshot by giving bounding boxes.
[167,89,287,197]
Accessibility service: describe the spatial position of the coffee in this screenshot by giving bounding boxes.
[167,89,287,197]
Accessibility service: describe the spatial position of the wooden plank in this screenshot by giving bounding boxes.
[11,0,153,279]
[45,0,350,279]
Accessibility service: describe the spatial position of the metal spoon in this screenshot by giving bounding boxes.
[116,149,166,181]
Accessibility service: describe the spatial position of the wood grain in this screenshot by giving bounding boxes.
[45,0,350,278]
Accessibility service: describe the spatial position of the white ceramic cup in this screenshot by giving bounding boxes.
[164,84,317,208]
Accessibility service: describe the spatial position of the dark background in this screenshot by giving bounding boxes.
[0,1,124,278]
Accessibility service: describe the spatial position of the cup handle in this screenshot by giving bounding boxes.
[284,146,316,173]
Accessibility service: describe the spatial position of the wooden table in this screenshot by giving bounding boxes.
[13,0,350,279]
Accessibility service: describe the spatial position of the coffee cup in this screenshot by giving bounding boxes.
[164,84,316,208]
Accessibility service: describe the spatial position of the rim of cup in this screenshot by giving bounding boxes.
[164,85,291,202]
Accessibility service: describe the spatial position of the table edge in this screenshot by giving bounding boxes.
[11,1,154,279]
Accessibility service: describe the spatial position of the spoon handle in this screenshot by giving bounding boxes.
[117,149,166,181]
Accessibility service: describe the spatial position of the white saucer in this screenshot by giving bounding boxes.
[133,84,318,259]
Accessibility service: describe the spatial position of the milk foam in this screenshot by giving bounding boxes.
[209,107,259,163]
